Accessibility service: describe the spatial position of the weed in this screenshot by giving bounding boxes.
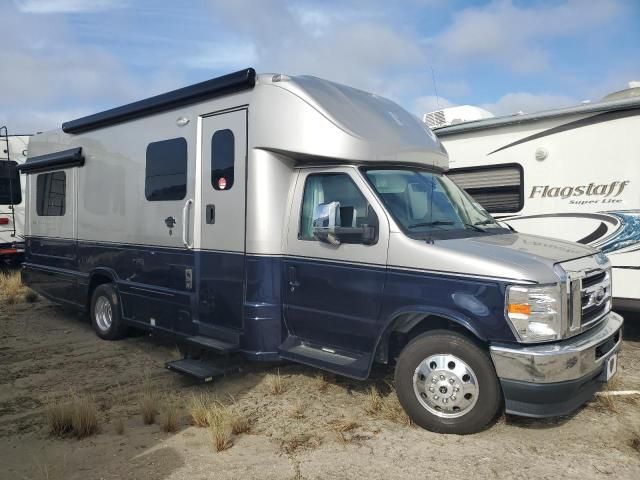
[631,434,640,454]
[161,404,179,433]
[208,409,233,452]
[188,394,212,427]
[47,401,74,437]
[266,369,286,395]
[364,386,383,415]
[114,417,125,435]
[280,434,320,455]
[24,290,39,303]
[71,396,99,438]
[314,372,329,392]
[230,409,250,435]
[140,392,158,425]
[290,399,306,419]
[0,271,31,305]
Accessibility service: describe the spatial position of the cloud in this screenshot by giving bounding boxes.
[413,95,456,115]
[433,0,624,73]
[14,0,128,14]
[481,92,578,116]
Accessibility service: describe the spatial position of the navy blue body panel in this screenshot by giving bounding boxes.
[282,256,385,353]
[23,236,518,377]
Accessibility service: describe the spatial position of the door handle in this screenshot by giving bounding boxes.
[182,199,193,249]
[287,266,300,292]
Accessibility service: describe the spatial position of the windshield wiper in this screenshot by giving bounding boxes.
[474,219,499,226]
[463,223,486,232]
[407,220,455,229]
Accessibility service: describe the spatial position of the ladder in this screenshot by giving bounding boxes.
[0,125,18,242]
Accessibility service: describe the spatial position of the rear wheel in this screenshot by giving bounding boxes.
[90,283,127,340]
[395,330,502,434]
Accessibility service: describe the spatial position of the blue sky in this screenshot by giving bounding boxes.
[2,0,640,133]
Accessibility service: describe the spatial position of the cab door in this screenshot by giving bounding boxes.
[283,167,390,353]
[194,108,247,332]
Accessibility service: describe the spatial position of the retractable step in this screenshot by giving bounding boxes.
[185,335,238,354]
[165,358,240,383]
[278,336,371,380]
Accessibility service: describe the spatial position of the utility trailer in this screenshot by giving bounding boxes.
[20,69,622,434]
[0,127,29,265]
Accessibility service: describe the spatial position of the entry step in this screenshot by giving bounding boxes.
[165,358,240,383]
[185,335,238,353]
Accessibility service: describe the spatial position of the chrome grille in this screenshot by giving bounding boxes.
[569,268,611,334]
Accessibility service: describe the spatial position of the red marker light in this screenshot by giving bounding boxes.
[0,217,9,225]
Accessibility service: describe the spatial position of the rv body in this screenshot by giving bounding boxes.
[20,70,622,434]
[0,130,30,264]
[434,97,640,311]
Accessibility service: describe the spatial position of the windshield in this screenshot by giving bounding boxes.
[363,168,507,236]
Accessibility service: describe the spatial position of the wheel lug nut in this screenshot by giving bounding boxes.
[432,377,438,383]
[451,395,456,401]
[433,395,439,400]
[453,387,459,392]
[439,374,445,380]
[443,398,448,404]
[449,378,455,384]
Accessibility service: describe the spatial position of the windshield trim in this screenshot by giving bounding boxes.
[359,165,509,240]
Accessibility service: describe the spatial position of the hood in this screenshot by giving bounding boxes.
[388,232,598,284]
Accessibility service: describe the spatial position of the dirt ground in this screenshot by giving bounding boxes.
[0,298,639,480]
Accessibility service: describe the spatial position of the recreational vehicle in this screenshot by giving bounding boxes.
[0,127,29,265]
[20,69,622,434]
[430,89,640,312]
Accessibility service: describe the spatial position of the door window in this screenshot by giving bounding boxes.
[145,137,188,201]
[299,173,378,242]
[211,129,235,191]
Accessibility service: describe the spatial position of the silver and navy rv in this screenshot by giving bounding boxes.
[19,69,623,434]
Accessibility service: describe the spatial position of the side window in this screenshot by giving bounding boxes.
[447,164,523,213]
[299,173,378,242]
[0,161,21,205]
[36,171,66,216]
[211,129,235,191]
[145,137,187,201]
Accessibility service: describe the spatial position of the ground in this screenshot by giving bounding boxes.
[0,298,639,480]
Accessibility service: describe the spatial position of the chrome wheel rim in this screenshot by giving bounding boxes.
[413,354,479,418]
[94,296,113,332]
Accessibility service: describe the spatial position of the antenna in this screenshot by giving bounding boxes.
[431,66,440,110]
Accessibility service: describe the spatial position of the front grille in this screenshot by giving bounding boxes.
[571,268,611,333]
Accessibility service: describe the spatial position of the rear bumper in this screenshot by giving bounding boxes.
[490,311,623,417]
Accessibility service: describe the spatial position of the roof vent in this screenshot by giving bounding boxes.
[423,105,494,129]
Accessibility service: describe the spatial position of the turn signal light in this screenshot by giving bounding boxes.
[508,303,531,316]
[0,217,9,225]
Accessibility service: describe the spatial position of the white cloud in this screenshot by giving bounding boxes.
[184,42,258,70]
[14,0,127,14]
[433,0,623,73]
[481,92,578,116]
[414,95,456,115]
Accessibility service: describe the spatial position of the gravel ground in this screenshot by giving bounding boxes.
[0,299,638,480]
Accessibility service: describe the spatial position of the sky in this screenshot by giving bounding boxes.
[2,0,640,133]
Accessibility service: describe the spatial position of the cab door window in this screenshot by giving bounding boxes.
[299,173,378,243]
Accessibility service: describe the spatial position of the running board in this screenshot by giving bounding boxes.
[165,358,240,383]
[185,335,238,354]
[278,336,370,380]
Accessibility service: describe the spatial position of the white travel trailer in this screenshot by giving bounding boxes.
[20,69,623,434]
[432,92,640,311]
[0,127,29,264]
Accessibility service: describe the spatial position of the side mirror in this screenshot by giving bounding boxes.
[312,202,377,245]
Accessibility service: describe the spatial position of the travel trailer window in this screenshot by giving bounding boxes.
[447,164,523,213]
[299,173,378,242]
[211,129,235,191]
[36,171,66,216]
[0,161,21,205]
[145,138,187,201]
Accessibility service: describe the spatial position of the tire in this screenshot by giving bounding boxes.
[90,283,127,340]
[394,330,502,434]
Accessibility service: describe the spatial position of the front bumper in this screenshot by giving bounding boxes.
[490,311,623,417]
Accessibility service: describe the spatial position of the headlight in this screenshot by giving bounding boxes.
[506,284,562,342]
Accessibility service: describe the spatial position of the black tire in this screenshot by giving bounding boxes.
[394,330,502,434]
[90,283,127,340]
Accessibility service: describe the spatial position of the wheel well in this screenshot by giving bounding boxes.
[379,313,486,364]
[86,273,114,310]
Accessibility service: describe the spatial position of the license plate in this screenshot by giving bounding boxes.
[605,353,618,381]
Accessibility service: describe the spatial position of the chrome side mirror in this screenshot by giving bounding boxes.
[312,201,341,245]
[312,202,377,246]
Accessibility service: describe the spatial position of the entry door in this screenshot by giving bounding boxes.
[196,109,247,331]
[283,167,390,353]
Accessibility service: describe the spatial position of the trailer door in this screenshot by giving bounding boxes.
[195,108,247,331]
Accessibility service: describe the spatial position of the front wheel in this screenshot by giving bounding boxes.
[90,283,127,340]
[394,330,502,434]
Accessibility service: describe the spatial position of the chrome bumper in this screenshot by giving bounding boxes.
[490,311,623,384]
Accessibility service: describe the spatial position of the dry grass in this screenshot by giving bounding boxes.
[290,399,306,419]
[114,417,125,435]
[631,434,640,454]
[229,409,250,435]
[314,372,330,392]
[161,404,179,433]
[188,394,215,427]
[208,408,233,452]
[328,417,360,444]
[363,385,411,426]
[280,434,321,455]
[0,271,34,305]
[47,394,99,438]
[266,369,286,395]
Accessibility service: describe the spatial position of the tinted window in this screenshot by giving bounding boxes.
[36,171,66,216]
[447,164,523,213]
[299,173,378,241]
[0,161,21,205]
[145,138,188,201]
[211,129,234,190]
